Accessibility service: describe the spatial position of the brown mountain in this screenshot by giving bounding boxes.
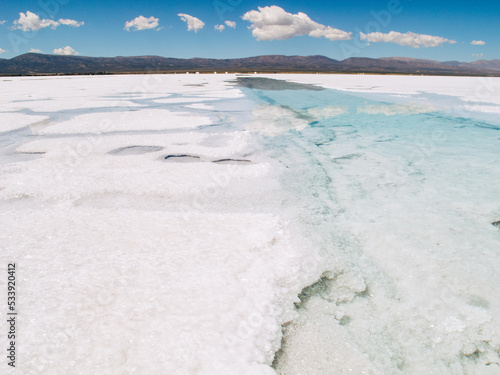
[464,60,500,71]
[0,53,499,76]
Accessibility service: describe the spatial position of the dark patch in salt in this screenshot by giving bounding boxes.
[109,146,163,155]
[339,316,352,326]
[492,221,500,228]
[294,276,330,309]
[163,154,201,163]
[212,158,252,165]
[271,322,290,370]
[356,286,370,298]
[467,295,490,309]
[332,153,363,163]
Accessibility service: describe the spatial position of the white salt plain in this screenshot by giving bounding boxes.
[0,113,49,132]
[0,73,499,375]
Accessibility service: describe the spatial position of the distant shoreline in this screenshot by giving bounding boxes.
[2,71,500,78]
[2,53,500,78]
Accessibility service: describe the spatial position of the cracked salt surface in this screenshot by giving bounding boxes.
[1,74,500,374]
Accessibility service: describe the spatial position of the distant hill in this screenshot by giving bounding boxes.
[465,59,500,71]
[1,53,499,76]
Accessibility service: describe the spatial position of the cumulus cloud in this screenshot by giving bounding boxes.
[124,16,159,31]
[360,31,456,48]
[13,11,84,31]
[0,48,6,54]
[53,46,78,55]
[471,40,485,45]
[29,48,43,53]
[472,53,484,58]
[242,6,351,41]
[178,13,205,33]
[216,21,236,32]
[59,19,84,27]
[14,11,59,31]
[0,20,6,25]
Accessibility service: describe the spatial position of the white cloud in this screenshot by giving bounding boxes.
[29,48,43,53]
[14,11,59,31]
[0,48,6,54]
[215,21,235,32]
[124,16,159,31]
[241,6,351,41]
[0,20,6,25]
[13,11,84,32]
[472,53,484,58]
[360,31,456,48]
[53,46,78,56]
[178,13,205,33]
[471,40,485,46]
[59,19,84,27]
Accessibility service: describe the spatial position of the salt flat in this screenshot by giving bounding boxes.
[273,73,500,106]
[1,73,500,375]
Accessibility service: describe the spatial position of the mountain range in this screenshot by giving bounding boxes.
[1,53,500,76]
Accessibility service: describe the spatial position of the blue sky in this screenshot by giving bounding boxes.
[0,0,497,62]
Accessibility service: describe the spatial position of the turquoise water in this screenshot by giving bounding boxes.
[239,81,500,374]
